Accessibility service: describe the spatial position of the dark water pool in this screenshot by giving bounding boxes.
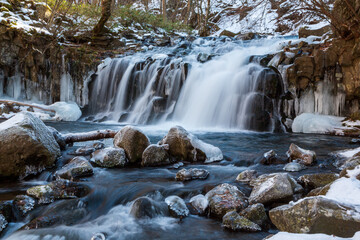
[0,122,354,240]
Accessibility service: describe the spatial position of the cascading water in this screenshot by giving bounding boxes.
[87,37,287,131]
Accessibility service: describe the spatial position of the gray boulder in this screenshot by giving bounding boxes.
[222,211,261,232]
[91,147,127,168]
[175,168,209,181]
[205,183,248,218]
[298,173,339,190]
[113,126,150,163]
[141,144,171,167]
[269,196,360,237]
[55,157,93,179]
[249,173,297,205]
[0,113,60,179]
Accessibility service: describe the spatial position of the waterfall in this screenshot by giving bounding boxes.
[87,38,286,131]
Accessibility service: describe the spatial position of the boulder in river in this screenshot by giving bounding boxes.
[113,126,150,164]
[236,170,258,183]
[141,144,171,167]
[286,143,316,166]
[22,199,87,230]
[175,168,209,181]
[165,195,189,218]
[26,180,90,204]
[130,197,169,219]
[269,196,360,237]
[159,126,223,163]
[91,147,127,168]
[240,203,269,229]
[249,173,299,205]
[0,201,13,223]
[259,150,282,165]
[0,113,61,179]
[222,210,261,232]
[298,173,339,190]
[189,194,208,215]
[205,183,248,218]
[55,157,94,179]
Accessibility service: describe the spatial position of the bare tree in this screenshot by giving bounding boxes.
[162,0,166,21]
[93,0,113,35]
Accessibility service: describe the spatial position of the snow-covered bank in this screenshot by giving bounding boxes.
[267,231,360,240]
[0,101,82,122]
[292,113,360,135]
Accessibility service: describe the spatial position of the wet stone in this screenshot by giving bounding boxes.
[236,170,258,183]
[175,168,209,181]
[283,162,306,172]
[55,156,94,180]
[205,183,248,218]
[165,195,189,218]
[189,194,208,215]
[222,211,261,232]
[130,197,169,219]
[13,195,36,217]
[91,147,127,168]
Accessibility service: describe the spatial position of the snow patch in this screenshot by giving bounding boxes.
[292,113,344,134]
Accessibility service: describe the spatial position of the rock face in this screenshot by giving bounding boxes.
[287,143,316,166]
[141,144,171,167]
[55,157,93,179]
[189,194,208,215]
[222,211,261,232]
[0,113,61,179]
[159,126,223,163]
[249,173,297,205]
[113,126,150,163]
[26,180,89,204]
[269,196,360,237]
[205,183,248,218]
[130,197,169,219]
[164,195,189,218]
[175,168,209,181]
[90,147,127,168]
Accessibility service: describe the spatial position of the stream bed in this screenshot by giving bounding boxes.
[0,121,354,240]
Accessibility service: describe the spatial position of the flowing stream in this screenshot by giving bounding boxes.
[0,121,354,240]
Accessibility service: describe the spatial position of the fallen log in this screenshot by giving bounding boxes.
[0,100,55,113]
[63,129,117,144]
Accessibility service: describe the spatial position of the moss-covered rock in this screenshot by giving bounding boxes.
[222,210,261,232]
[269,196,360,237]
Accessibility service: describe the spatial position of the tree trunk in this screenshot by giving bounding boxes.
[162,0,166,21]
[186,0,192,24]
[63,130,117,144]
[93,0,112,36]
[0,100,55,113]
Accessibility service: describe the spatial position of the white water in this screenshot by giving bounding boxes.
[88,38,291,131]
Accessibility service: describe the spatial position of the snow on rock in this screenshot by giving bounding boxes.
[266,232,358,240]
[292,113,344,134]
[325,173,360,212]
[334,147,360,159]
[48,102,82,121]
[189,134,223,163]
